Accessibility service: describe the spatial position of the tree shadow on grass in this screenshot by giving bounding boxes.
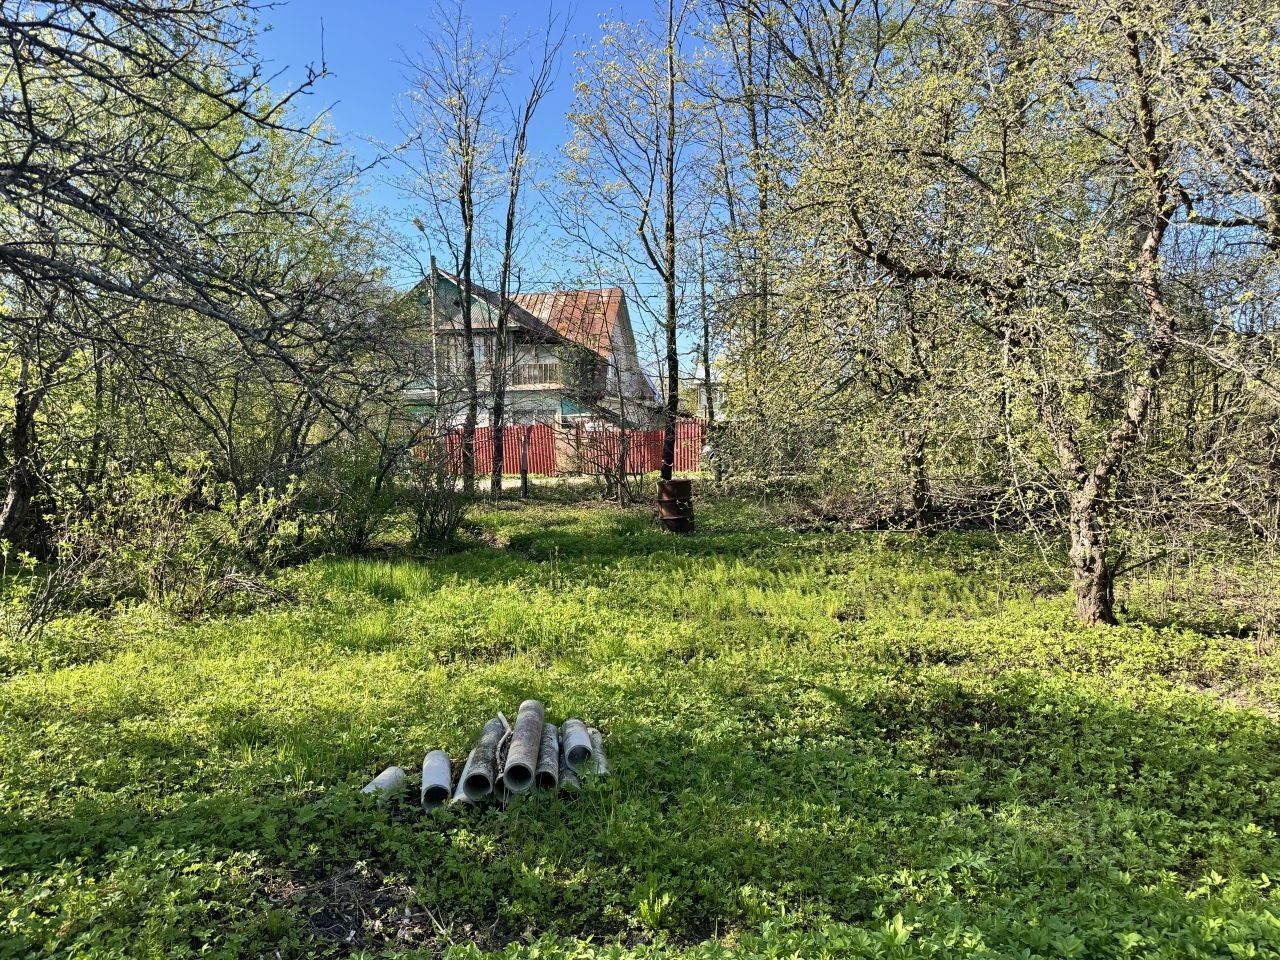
[5,658,1280,957]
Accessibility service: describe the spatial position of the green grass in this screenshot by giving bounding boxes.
[2,499,1279,958]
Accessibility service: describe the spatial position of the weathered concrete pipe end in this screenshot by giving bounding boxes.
[420,750,452,809]
[588,728,609,776]
[562,718,593,772]
[361,765,407,797]
[462,715,509,800]
[535,723,560,790]
[503,699,545,795]
[456,747,491,801]
[450,761,479,806]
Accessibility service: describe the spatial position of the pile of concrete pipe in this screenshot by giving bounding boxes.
[360,700,608,809]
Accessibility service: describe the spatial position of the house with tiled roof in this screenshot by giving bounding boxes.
[405,264,661,429]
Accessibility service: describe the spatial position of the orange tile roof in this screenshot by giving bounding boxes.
[512,288,624,359]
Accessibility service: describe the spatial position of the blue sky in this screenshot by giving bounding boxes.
[254,0,701,373]
[255,1,643,286]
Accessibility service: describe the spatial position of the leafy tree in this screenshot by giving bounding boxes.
[563,0,707,480]
[396,0,510,494]
[715,0,1280,624]
[0,1,383,556]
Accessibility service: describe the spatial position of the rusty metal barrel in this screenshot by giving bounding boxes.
[657,478,694,533]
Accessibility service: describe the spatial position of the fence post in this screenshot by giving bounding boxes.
[520,426,530,499]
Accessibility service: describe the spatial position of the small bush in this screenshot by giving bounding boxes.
[3,460,295,637]
[404,446,469,547]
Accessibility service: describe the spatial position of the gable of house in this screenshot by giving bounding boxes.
[512,287,659,404]
[511,288,620,358]
[407,271,665,424]
[410,272,658,404]
[413,271,562,343]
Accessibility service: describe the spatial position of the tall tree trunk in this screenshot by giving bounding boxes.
[489,387,506,494]
[519,426,530,499]
[1068,491,1116,626]
[700,250,722,484]
[490,187,515,495]
[699,240,715,424]
[0,359,53,560]
[714,0,773,388]
[1060,27,1176,626]
[907,436,930,525]
[660,0,680,483]
[487,21,560,495]
[459,184,479,495]
[1057,29,1175,626]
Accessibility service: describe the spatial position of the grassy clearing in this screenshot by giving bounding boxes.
[2,500,1279,958]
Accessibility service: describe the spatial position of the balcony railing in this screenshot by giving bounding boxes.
[512,362,562,386]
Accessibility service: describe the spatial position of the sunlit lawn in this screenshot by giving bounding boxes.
[2,500,1279,958]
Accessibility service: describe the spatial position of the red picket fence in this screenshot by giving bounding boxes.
[444,419,705,477]
[444,423,559,476]
[572,424,662,475]
[673,419,704,472]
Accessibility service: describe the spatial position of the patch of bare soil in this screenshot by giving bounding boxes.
[267,865,515,955]
[266,864,717,956]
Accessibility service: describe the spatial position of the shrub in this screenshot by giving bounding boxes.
[3,460,295,637]
[404,444,469,547]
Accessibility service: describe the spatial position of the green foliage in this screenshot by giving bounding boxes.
[2,460,296,634]
[404,449,470,549]
[305,435,408,555]
[78,461,298,606]
[299,414,468,556]
[1,501,1278,958]
[708,0,1280,624]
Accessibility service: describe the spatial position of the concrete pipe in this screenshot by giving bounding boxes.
[461,714,509,800]
[450,750,481,806]
[502,699,545,794]
[420,750,452,809]
[535,723,560,790]
[361,765,407,797]
[561,718,594,772]
[589,728,609,776]
[558,752,581,792]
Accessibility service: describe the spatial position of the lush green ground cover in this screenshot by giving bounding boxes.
[2,500,1279,958]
